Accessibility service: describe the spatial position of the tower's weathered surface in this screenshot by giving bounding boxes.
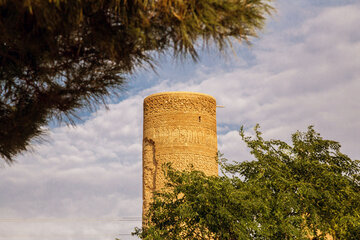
[142,92,218,219]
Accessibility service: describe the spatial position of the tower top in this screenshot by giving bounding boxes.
[144,91,216,102]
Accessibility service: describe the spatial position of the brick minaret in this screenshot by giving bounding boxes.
[142,92,218,222]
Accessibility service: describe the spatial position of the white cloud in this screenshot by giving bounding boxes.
[149,2,360,160]
[0,96,144,239]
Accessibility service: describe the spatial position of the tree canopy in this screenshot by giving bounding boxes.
[135,126,360,239]
[0,0,274,163]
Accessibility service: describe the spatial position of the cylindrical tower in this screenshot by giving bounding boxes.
[142,91,218,220]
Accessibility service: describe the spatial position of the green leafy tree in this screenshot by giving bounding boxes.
[0,0,274,163]
[134,125,360,239]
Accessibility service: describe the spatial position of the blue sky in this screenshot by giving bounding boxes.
[1,1,360,239]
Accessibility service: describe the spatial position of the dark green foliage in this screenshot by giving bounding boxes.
[0,0,274,163]
[134,126,360,239]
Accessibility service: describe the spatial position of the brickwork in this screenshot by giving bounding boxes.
[142,92,218,220]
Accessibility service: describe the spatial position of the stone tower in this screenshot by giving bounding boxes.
[142,91,218,220]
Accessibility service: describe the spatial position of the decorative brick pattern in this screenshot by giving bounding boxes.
[142,92,218,221]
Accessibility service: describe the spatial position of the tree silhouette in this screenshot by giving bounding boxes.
[0,0,274,163]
